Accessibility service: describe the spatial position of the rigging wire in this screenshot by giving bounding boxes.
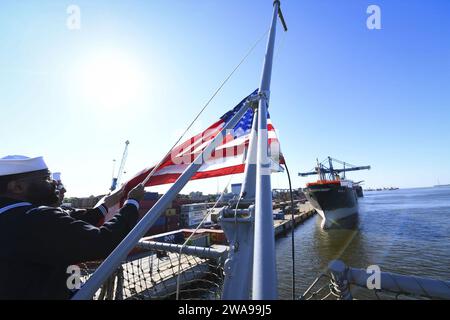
[159,28,273,299]
[158,26,281,299]
[140,28,270,186]
[282,161,296,300]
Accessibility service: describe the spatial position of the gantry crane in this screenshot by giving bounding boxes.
[110,140,130,191]
[298,156,370,181]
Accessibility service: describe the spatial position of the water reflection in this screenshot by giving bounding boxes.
[312,214,368,270]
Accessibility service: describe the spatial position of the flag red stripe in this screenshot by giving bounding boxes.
[145,164,246,186]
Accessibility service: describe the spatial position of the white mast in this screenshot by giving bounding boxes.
[252,0,287,300]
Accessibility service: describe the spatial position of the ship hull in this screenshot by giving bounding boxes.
[304,181,358,229]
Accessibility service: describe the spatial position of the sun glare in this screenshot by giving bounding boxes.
[79,51,144,109]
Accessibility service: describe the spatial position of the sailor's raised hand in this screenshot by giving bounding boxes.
[128,183,145,202]
[103,188,124,208]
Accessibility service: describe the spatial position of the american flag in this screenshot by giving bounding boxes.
[120,89,284,197]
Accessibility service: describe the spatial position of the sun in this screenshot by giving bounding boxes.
[79,51,144,109]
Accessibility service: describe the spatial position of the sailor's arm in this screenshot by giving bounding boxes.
[22,184,145,265]
[65,205,107,226]
[66,189,125,226]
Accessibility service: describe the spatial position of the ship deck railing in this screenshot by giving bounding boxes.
[79,240,228,300]
[301,260,450,300]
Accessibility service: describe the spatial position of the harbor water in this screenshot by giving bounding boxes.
[276,186,450,299]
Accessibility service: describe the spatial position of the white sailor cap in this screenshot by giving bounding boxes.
[0,155,49,177]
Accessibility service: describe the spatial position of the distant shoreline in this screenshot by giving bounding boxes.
[365,185,450,191]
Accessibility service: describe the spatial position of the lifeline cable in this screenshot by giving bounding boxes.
[283,161,296,300]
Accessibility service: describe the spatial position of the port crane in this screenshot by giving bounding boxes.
[110,140,130,191]
[298,157,370,181]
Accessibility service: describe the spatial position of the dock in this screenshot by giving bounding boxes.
[273,202,317,237]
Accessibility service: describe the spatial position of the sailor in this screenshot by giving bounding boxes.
[0,155,145,299]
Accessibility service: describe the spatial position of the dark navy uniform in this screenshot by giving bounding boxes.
[61,205,106,226]
[0,197,138,300]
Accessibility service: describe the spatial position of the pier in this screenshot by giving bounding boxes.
[273,202,317,237]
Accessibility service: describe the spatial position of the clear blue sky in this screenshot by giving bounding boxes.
[1,0,449,197]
